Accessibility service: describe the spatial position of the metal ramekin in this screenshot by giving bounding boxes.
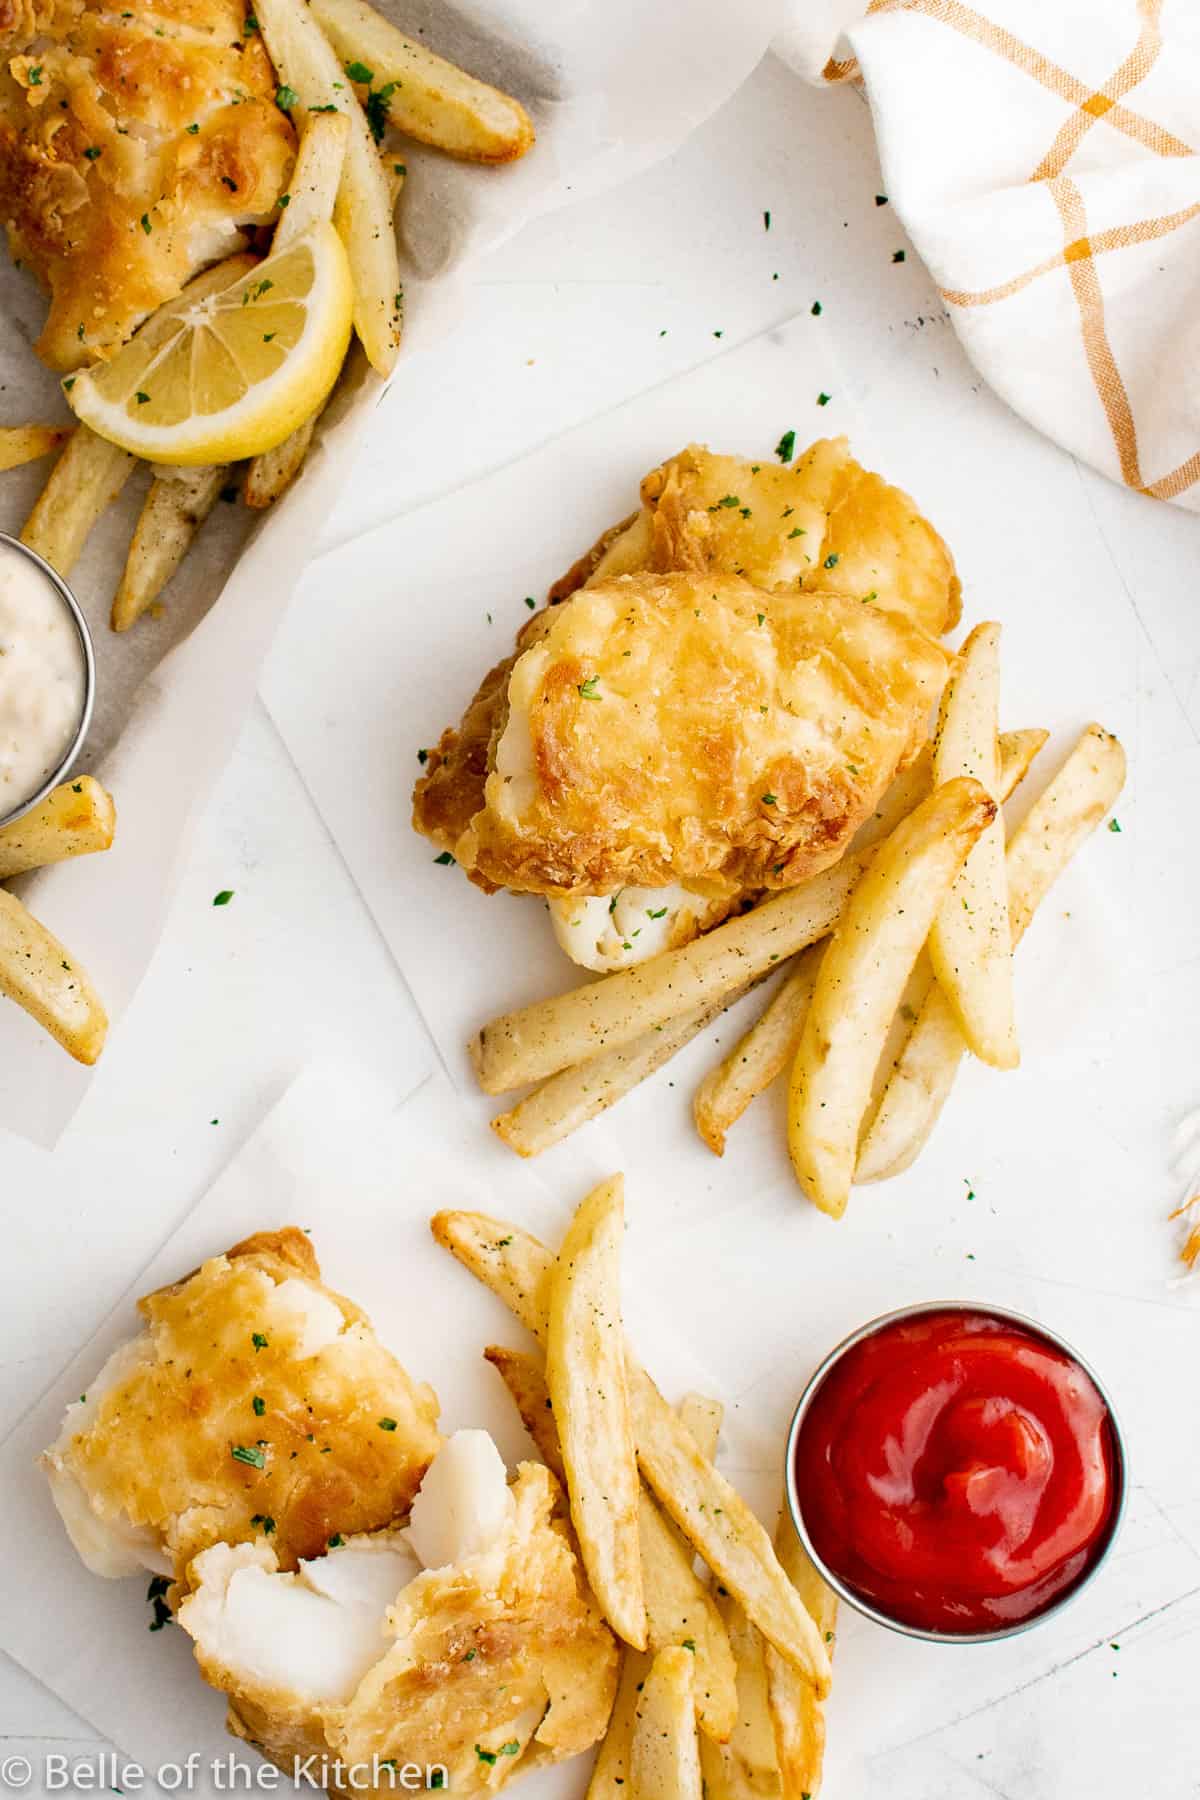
[784,1300,1128,1645]
[0,531,96,831]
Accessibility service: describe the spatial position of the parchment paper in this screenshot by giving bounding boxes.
[0,0,788,1144]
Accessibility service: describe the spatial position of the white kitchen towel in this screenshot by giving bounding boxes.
[772,0,1200,509]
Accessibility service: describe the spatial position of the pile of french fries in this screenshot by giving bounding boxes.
[3,0,533,630]
[475,624,1127,1210]
[435,1177,838,1798]
[0,776,115,1063]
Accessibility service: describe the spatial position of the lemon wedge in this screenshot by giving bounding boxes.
[65,224,354,467]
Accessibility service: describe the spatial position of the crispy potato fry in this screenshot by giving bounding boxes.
[244,414,317,510]
[472,854,869,1095]
[763,1514,837,1799]
[255,0,401,375]
[700,1591,780,1800]
[431,1210,833,1689]
[492,989,745,1157]
[695,948,824,1157]
[309,0,535,163]
[787,778,995,1217]
[484,1344,564,1480]
[547,1177,645,1648]
[20,426,135,578]
[928,623,1018,1068]
[677,1393,723,1463]
[696,730,1048,1157]
[631,1647,703,1800]
[111,465,228,631]
[588,1647,652,1799]
[0,425,71,472]
[856,725,1127,1181]
[0,777,115,879]
[487,1344,736,1739]
[0,887,106,1062]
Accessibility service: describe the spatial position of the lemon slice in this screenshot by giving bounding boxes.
[66,223,354,466]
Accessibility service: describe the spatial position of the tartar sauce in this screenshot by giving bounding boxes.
[0,539,86,818]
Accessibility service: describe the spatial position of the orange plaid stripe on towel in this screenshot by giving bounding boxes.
[775,0,1200,506]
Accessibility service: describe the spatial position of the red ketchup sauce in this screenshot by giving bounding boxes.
[792,1309,1118,1634]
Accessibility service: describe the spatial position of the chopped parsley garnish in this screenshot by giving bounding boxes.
[434,850,455,865]
[498,1743,520,1758]
[817,391,831,406]
[135,391,150,405]
[462,1649,476,1661]
[761,793,778,806]
[252,1395,265,1416]
[394,161,406,175]
[875,194,888,206]
[495,1235,513,1248]
[310,102,339,112]
[252,1331,269,1350]
[756,612,765,625]
[83,146,102,161]
[275,84,299,111]
[378,1416,398,1431]
[763,209,771,230]
[715,493,739,508]
[811,299,822,315]
[328,1534,344,1548]
[186,121,200,133]
[577,675,601,700]
[213,889,234,905]
[524,595,536,609]
[250,1514,276,1535]
[365,81,397,143]
[475,1747,497,1766]
[823,552,839,568]
[276,192,290,208]
[28,65,43,84]
[775,428,795,463]
[417,747,429,763]
[244,12,259,31]
[892,249,906,262]
[1107,817,1121,833]
[344,59,374,82]
[682,1638,696,1652]
[262,332,276,343]
[861,589,877,603]
[140,212,152,234]
[647,907,668,920]
[786,526,805,539]
[231,1444,265,1469]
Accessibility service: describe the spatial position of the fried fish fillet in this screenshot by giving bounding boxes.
[43,1228,441,1584]
[438,571,947,898]
[180,1446,618,1794]
[566,438,962,638]
[0,0,295,369]
[413,437,959,891]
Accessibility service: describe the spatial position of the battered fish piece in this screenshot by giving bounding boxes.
[413,437,959,893]
[180,1438,618,1794]
[565,438,961,637]
[0,0,295,369]
[439,572,948,899]
[43,1228,441,1584]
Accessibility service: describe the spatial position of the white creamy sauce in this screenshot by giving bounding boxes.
[0,541,85,814]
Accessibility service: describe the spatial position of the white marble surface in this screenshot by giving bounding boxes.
[1,51,1198,1800]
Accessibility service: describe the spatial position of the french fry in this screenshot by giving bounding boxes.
[677,1393,722,1463]
[927,623,1018,1068]
[787,778,995,1218]
[0,777,115,879]
[243,418,317,509]
[484,1345,565,1480]
[492,990,743,1158]
[0,887,107,1063]
[855,725,1126,1181]
[255,0,401,375]
[0,425,71,472]
[587,1647,652,1800]
[699,1592,779,1800]
[309,0,535,164]
[547,1177,645,1649]
[630,1647,703,1800]
[431,1210,833,1690]
[763,1513,838,1799]
[488,1344,736,1739]
[472,853,869,1095]
[111,465,229,632]
[699,730,1049,1156]
[695,948,824,1157]
[20,426,136,578]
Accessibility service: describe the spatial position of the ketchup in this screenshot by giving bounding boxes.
[793,1309,1118,1634]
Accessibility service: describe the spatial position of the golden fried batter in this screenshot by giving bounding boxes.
[43,1228,441,1583]
[183,1463,618,1795]
[0,0,294,368]
[413,439,959,879]
[444,572,947,897]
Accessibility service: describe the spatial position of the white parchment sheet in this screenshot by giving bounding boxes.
[0,0,787,1143]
